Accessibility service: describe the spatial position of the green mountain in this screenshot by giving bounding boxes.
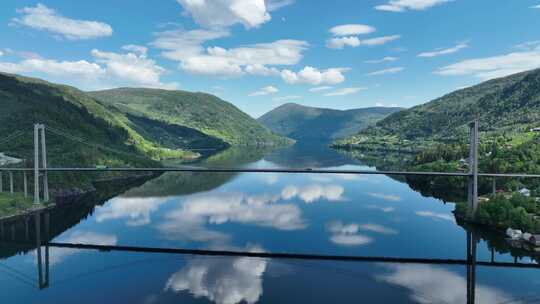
[0,72,207,164]
[257,103,402,142]
[334,68,540,151]
[88,88,290,146]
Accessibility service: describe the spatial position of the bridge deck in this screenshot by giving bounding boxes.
[2,167,540,178]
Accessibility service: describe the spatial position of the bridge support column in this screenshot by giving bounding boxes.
[34,124,40,205]
[9,171,13,194]
[466,232,477,304]
[468,120,479,217]
[40,126,49,202]
[23,171,27,197]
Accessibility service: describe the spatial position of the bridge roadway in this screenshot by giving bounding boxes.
[1,166,540,178]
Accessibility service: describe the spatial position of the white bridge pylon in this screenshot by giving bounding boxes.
[34,124,49,204]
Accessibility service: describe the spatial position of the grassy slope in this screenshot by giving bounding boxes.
[334,68,540,150]
[258,103,402,141]
[89,88,290,146]
[0,193,34,218]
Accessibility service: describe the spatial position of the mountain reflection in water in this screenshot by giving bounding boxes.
[0,143,538,304]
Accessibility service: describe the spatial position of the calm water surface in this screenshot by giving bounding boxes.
[1,143,539,303]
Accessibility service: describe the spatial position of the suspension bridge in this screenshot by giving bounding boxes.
[0,121,538,217]
[1,122,540,304]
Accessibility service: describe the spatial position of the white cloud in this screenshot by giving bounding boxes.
[12,4,112,40]
[365,56,398,64]
[378,264,516,304]
[245,64,280,76]
[418,43,467,58]
[365,204,396,213]
[95,197,169,226]
[0,48,178,90]
[249,85,278,96]
[329,24,376,36]
[281,66,349,85]
[531,4,540,9]
[281,184,344,203]
[435,50,540,80]
[326,36,360,49]
[152,28,231,62]
[367,67,404,76]
[0,57,104,78]
[91,48,178,89]
[359,223,398,235]
[176,0,270,29]
[326,221,372,246]
[273,95,302,102]
[327,34,400,49]
[166,246,266,304]
[152,30,308,77]
[121,44,148,56]
[326,24,380,49]
[324,87,366,97]
[514,40,540,51]
[375,0,452,12]
[0,50,3,57]
[266,0,295,11]
[176,0,293,29]
[359,35,401,46]
[415,210,455,222]
[368,192,402,201]
[309,86,333,92]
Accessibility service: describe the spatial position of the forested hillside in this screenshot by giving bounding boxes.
[89,88,290,146]
[258,103,401,142]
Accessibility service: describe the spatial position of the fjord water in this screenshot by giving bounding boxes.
[1,143,539,303]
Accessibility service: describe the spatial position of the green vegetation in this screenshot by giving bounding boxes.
[455,194,540,233]
[89,88,290,146]
[0,72,290,192]
[0,72,197,162]
[0,192,35,218]
[258,103,401,142]
[333,68,540,151]
[332,68,540,201]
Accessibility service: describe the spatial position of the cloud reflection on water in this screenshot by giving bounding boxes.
[95,197,170,226]
[165,246,266,304]
[378,264,516,304]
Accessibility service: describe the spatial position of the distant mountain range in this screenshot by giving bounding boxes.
[258,103,402,142]
[334,68,540,151]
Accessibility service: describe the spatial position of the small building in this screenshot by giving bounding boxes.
[519,188,531,197]
[506,228,523,240]
[478,196,490,203]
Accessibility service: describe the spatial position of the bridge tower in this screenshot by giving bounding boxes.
[33,124,49,204]
[468,120,479,217]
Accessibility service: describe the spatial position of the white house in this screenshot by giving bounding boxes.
[519,188,531,197]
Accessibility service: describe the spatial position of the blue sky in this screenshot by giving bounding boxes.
[1,0,540,117]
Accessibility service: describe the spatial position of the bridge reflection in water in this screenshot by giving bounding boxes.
[1,210,538,304]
